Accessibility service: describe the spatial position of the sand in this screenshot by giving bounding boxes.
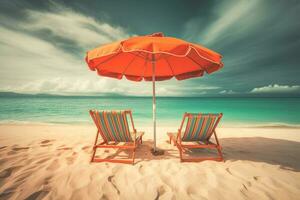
[0,124,300,200]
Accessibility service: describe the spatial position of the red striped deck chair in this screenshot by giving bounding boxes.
[89,110,144,164]
[167,113,223,162]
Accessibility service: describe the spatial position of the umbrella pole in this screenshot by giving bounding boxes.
[152,54,157,152]
[151,54,164,156]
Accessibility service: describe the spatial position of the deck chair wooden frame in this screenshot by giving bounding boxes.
[89,110,144,164]
[167,113,223,162]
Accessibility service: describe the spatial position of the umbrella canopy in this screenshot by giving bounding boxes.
[85,32,223,153]
[86,32,223,81]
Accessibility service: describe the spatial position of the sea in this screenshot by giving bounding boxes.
[0,96,299,128]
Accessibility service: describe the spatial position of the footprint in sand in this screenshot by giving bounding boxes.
[240,180,253,196]
[81,146,91,153]
[15,168,37,182]
[24,190,49,200]
[66,152,78,165]
[0,167,14,179]
[14,171,34,183]
[138,165,146,175]
[56,145,73,156]
[186,186,197,196]
[240,186,248,197]
[0,166,22,187]
[44,176,52,185]
[0,146,7,150]
[100,194,109,200]
[240,179,254,196]
[40,140,55,147]
[12,147,30,151]
[108,175,120,195]
[7,151,16,155]
[7,146,30,155]
[225,167,232,175]
[41,140,54,144]
[35,157,49,164]
[0,158,9,165]
[155,185,167,199]
[56,151,63,156]
[0,189,13,199]
[57,145,72,151]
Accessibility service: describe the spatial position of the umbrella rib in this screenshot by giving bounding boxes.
[164,57,175,76]
[122,51,142,76]
[187,55,206,72]
[142,53,149,79]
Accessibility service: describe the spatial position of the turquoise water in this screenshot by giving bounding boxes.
[0,96,299,127]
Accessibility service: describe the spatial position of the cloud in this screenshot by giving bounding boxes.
[22,4,130,49]
[0,3,221,97]
[183,0,260,46]
[250,84,300,93]
[0,77,144,95]
[0,3,131,92]
[219,90,236,94]
[1,1,299,97]
[0,77,216,96]
[0,26,81,80]
[201,0,259,45]
[182,0,300,96]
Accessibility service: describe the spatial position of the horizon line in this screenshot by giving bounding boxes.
[0,91,299,98]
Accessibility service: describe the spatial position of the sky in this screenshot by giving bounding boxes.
[0,0,299,97]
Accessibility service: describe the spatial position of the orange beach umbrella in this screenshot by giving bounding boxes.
[85,33,223,153]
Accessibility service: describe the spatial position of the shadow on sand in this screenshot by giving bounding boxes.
[93,137,300,171]
[220,137,300,171]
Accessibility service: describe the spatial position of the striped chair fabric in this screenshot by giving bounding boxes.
[92,110,133,142]
[181,113,221,141]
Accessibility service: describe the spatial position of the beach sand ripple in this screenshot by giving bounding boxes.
[0,124,300,199]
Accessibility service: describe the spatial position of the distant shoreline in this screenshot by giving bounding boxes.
[0,121,299,129]
[0,91,300,98]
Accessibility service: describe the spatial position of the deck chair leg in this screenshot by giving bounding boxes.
[93,130,100,146]
[132,147,136,165]
[90,130,100,163]
[214,131,224,161]
[90,147,97,162]
[179,150,183,162]
[216,146,224,161]
[178,145,183,162]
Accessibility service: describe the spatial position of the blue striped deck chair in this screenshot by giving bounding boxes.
[167,113,223,162]
[89,110,144,164]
